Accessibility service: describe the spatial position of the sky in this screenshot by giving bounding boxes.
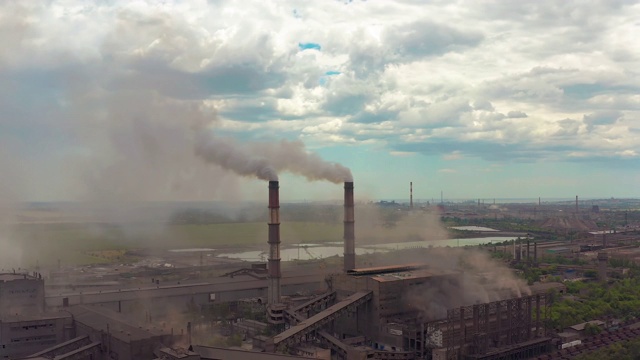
[1,0,640,203]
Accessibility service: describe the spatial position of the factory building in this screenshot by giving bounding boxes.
[67,304,177,360]
[264,263,552,360]
[0,312,74,359]
[329,264,463,342]
[0,273,45,317]
[0,272,73,358]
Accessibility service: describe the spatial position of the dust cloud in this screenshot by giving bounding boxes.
[0,144,25,269]
[403,247,531,320]
[354,205,449,244]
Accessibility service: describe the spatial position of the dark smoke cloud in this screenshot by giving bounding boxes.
[194,132,353,183]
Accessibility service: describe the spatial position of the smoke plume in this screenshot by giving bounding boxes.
[194,132,352,183]
[403,247,531,320]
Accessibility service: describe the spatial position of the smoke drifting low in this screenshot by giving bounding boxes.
[194,132,352,183]
[403,247,531,320]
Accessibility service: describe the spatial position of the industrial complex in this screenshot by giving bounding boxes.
[2,182,640,360]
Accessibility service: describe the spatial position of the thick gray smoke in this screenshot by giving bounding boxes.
[194,134,278,181]
[194,132,352,183]
[401,247,531,320]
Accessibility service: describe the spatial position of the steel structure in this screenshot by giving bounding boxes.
[268,291,372,351]
[434,294,549,360]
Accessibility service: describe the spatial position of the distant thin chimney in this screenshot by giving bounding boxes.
[410,182,413,209]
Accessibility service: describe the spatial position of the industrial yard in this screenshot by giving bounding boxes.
[2,183,640,360]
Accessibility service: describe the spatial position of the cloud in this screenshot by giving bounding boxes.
[390,151,416,157]
[443,151,463,161]
[583,110,622,130]
[507,111,528,118]
[1,0,640,201]
[437,168,457,174]
[384,20,483,59]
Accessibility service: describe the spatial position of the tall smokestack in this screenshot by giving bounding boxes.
[576,195,579,214]
[410,182,413,209]
[267,181,281,304]
[344,182,356,272]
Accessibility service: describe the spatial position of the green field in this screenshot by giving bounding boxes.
[3,208,446,267]
[4,221,343,267]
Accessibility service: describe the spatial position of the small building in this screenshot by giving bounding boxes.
[563,320,605,339]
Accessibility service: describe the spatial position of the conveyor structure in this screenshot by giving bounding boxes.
[267,291,372,351]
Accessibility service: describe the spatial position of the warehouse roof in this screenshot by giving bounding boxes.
[371,269,459,283]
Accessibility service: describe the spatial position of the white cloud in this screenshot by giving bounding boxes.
[390,151,416,157]
[1,0,640,200]
[443,151,463,161]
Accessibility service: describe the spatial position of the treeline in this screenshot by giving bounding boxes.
[574,338,640,360]
[549,278,640,330]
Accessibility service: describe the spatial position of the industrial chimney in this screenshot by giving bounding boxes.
[597,252,608,282]
[344,182,356,272]
[410,182,413,209]
[267,181,281,305]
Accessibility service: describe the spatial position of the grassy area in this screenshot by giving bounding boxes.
[166,221,343,248]
[5,221,344,267]
[6,211,447,267]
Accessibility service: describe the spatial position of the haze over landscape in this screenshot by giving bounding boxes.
[5,3,640,360]
[1,1,639,203]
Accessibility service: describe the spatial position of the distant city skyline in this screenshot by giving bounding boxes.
[1,1,639,202]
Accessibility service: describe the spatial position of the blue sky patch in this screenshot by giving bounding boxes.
[298,42,321,51]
